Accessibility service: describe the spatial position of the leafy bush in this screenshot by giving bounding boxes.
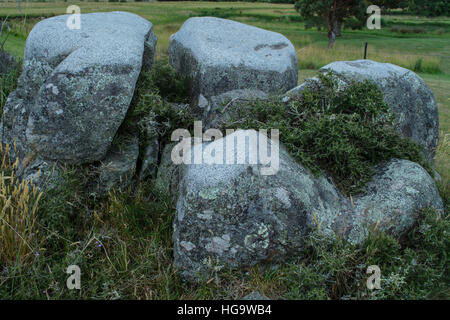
[123,59,193,144]
[133,58,190,104]
[280,207,449,299]
[408,0,450,17]
[224,72,431,194]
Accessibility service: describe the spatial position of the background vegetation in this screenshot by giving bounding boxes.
[0,1,448,300]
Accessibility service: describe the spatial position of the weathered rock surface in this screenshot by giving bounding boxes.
[192,89,268,128]
[1,12,157,163]
[139,137,159,180]
[96,133,139,195]
[241,291,270,300]
[163,130,346,279]
[319,60,439,161]
[169,17,298,98]
[159,130,443,280]
[20,157,62,190]
[348,159,443,244]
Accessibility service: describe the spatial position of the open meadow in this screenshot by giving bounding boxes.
[0,1,449,300]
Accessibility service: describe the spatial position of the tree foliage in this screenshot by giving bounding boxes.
[295,0,366,47]
[409,0,450,17]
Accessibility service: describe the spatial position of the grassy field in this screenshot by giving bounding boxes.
[0,2,449,300]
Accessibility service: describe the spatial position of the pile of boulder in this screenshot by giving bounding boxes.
[1,13,443,281]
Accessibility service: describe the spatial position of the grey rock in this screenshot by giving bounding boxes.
[319,60,439,161]
[21,157,63,191]
[348,159,444,244]
[159,130,443,280]
[194,89,268,128]
[169,17,298,98]
[2,12,157,163]
[282,76,320,103]
[139,137,159,180]
[164,130,345,280]
[282,76,348,103]
[241,291,270,300]
[96,133,139,195]
[156,142,182,204]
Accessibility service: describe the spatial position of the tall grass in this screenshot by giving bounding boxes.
[0,56,21,112]
[435,131,450,204]
[297,43,442,74]
[0,143,43,265]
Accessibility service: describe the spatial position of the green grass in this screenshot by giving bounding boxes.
[0,169,448,299]
[0,1,449,300]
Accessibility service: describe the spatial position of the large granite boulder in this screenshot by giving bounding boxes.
[169,17,298,98]
[318,60,439,161]
[1,12,157,163]
[162,130,346,279]
[159,130,443,280]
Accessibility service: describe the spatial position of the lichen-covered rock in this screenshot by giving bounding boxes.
[192,89,268,128]
[241,291,270,300]
[169,17,298,98]
[21,157,63,191]
[319,60,439,161]
[1,12,157,163]
[96,133,139,195]
[164,130,345,280]
[159,131,443,281]
[156,142,184,205]
[348,159,444,244]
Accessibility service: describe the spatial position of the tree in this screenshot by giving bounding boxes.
[295,0,366,48]
[373,0,408,10]
[409,0,450,17]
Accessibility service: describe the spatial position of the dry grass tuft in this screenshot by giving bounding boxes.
[0,143,42,265]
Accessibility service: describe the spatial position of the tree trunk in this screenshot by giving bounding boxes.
[333,20,342,37]
[328,30,335,48]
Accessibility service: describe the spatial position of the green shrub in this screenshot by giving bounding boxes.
[125,65,191,136]
[120,58,192,152]
[224,72,431,194]
[144,59,190,104]
[272,207,449,300]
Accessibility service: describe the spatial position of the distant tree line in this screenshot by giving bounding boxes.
[6,0,449,17]
[157,0,450,17]
[150,0,296,3]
